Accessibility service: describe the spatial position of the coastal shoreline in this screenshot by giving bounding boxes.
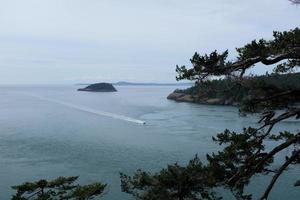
[167,91,239,106]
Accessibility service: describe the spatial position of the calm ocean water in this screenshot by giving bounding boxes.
[0,85,299,199]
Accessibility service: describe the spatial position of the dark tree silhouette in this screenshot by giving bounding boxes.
[290,0,300,4]
[121,28,300,200]
[176,28,300,82]
[176,27,300,200]
[11,176,107,200]
[120,156,220,200]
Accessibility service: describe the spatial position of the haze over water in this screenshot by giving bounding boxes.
[0,85,299,200]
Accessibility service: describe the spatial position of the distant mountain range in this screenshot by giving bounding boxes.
[75,81,193,86]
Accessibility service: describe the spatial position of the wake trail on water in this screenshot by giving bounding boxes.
[23,93,146,125]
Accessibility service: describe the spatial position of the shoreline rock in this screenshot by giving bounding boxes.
[167,92,195,102]
[167,92,238,106]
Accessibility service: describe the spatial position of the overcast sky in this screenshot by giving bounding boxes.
[0,0,299,84]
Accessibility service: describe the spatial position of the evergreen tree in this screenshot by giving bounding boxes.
[11,176,106,200]
[121,28,300,200]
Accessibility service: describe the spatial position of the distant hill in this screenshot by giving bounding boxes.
[75,82,193,86]
[114,81,192,86]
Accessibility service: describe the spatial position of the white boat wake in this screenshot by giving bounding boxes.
[23,93,146,125]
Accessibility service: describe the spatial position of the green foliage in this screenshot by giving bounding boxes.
[172,27,300,200]
[175,72,300,111]
[176,28,300,82]
[120,156,220,200]
[175,77,245,102]
[11,176,106,200]
[121,126,300,200]
[122,27,300,200]
[207,127,300,200]
[236,28,300,61]
[176,51,230,81]
[176,50,228,81]
[236,39,269,60]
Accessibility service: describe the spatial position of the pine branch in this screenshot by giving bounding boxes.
[260,149,300,200]
[226,133,300,187]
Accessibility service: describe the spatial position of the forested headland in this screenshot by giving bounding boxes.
[168,72,300,110]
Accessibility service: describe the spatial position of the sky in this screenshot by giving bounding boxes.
[0,0,299,84]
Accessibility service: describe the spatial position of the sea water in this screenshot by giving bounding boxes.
[0,85,299,200]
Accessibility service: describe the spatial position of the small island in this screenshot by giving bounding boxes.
[78,83,117,92]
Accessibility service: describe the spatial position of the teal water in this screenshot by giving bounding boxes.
[0,85,299,199]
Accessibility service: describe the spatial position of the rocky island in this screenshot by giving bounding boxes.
[78,83,117,92]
